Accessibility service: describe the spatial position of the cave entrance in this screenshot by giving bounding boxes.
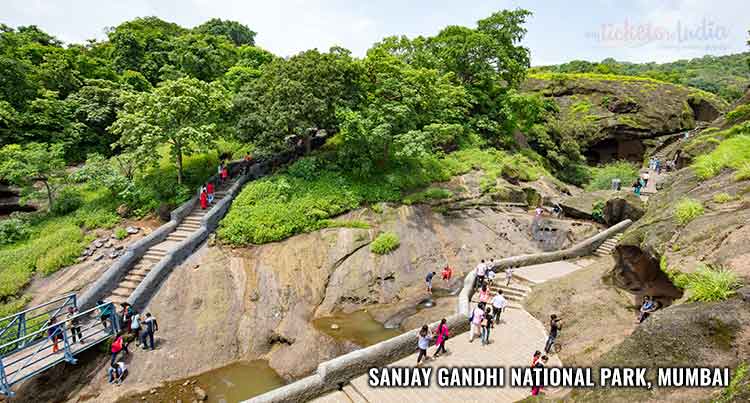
[613,245,684,307]
[584,138,645,165]
[0,182,36,217]
[688,98,720,122]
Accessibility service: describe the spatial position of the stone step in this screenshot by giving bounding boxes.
[111,287,132,299]
[130,267,151,276]
[142,252,166,262]
[148,246,170,253]
[493,283,532,293]
[119,279,141,289]
[182,217,202,224]
[177,223,201,231]
[124,273,147,282]
[487,287,527,298]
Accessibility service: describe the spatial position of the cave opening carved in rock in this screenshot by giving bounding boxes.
[584,137,645,165]
[611,245,683,306]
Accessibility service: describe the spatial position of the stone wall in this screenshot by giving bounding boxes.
[245,219,633,403]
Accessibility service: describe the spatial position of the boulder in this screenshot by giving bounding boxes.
[559,190,616,220]
[93,240,104,249]
[193,386,207,401]
[126,226,139,234]
[116,204,130,217]
[157,203,175,222]
[603,192,645,225]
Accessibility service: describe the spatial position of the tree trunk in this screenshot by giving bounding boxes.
[43,180,53,211]
[175,143,183,185]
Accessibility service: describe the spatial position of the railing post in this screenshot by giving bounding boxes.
[16,314,26,349]
[0,358,13,397]
[60,323,77,365]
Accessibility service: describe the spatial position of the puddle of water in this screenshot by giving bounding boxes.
[121,360,285,403]
[313,310,401,347]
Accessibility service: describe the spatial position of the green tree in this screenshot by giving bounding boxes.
[194,18,256,46]
[0,142,67,209]
[167,33,237,81]
[111,77,231,184]
[235,48,360,153]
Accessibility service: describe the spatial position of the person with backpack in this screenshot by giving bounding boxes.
[140,313,159,350]
[416,325,433,366]
[66,306,84,344]
[432,318,449,358]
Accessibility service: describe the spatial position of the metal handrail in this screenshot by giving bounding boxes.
[0,294,75,323]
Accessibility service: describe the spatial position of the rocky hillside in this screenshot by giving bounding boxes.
[523,73,728,164]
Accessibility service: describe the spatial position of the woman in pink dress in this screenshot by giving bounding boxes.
[433,318,450,358]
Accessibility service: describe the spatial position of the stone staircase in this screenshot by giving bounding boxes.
[593,233,622,257]
[470,277,532,310]
[108,187,231,306]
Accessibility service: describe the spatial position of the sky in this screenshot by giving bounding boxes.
[2,0,748,65]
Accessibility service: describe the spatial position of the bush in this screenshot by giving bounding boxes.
[726,104,750,123]
[586,161,639,191]
[735,163,750,182]
[51,187,83,215]
[287,157,320,181]
[672,265,742,302]
[674,198,704,225]
[591,200,605,223]
[691,135,750,180]
[73,207,119,229]
[403,188,453,205]
[37,242,84,275]
[371,232,400,255]
[0,218,31,245]
[712,193,733,203]
[114,227,128,240]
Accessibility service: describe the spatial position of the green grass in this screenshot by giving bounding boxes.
[403,188,453,205]
[715,363,748,403]
[371,232,400,255]
[712,193,733,203]
[672,265,742,302]
[219,149,552,245]
[114,227,128,240]
[585,161,639,191]
[318,220,371,229]
[571,100,592,114]
[674,198,704,225]
[726,104,750,123]
[692,135,750,180]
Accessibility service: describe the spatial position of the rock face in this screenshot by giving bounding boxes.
[559,190,615,220]
[523,74,727,164]
[603,192,644,225]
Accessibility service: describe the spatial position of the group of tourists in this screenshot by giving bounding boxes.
[647,157,662,174]
[102,302,159,385]
[632,170,650,196]
[415,318,451,365]
[45,306,86,354]
[200,162,230,210]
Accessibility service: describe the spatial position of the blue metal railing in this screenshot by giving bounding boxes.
[0,297,118,397]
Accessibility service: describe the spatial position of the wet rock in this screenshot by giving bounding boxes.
[115,245,124,251]
[93,254,103,261]
[193,386,207,401]
[126,226,140,234]
[182,380,190,386]
[93,240,104,249]
[105,241,114,248]
[109,251,119,259]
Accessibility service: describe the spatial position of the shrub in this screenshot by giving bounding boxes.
[371,232,400,255]
[725,104,750,123]
[712,193,733,203]
[73,207,119,229]
[0,218,31,245]
[586,161,639,191]
[735,163,750,182]
[403,188,453,205]
[674,198,704,225]
[673,265,742,302]
[51,187,83,215]
[114,227,128,240]
[591,200,605,223]
[286,157,320,181]
[691,135,750,180]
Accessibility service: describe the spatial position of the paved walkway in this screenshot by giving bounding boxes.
[312,258,594,403]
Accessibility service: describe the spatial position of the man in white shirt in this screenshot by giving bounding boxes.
[491,291,507,324]
[474,259,487,289]
[108,361,127,385]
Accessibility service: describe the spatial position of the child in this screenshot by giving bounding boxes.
[416,325,432,365]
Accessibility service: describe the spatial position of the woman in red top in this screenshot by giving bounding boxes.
[221,166,229,181]
[441,265,452,281]
[206,182,215,204]
[200,190,208,209]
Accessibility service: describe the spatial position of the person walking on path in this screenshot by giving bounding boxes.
[129,312,142,347]
[441,265,453,282]
[505,266,514,287]
[66,306,84,344]
[474,260,487,290]
[478,283,491,303]
[632,179,642,196]
[641,171,650,189]
[486,268,496,287]
[480,306,494,346]
[140,313,159,350]
[110,333,124,365]
[47,316,62,353]
[206,181,215,204]
[531,350,542,367]
[200,188,208,209]
[221,165,229,182]
[425,271,435,294]
[530,355,549,396]
[98,300,113,329]
[491,291,507,324]
[544,314,562,354]
[432,318,449,358]
[468,302,485,343]
[416,325,433,366]
[217,162,224,183]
